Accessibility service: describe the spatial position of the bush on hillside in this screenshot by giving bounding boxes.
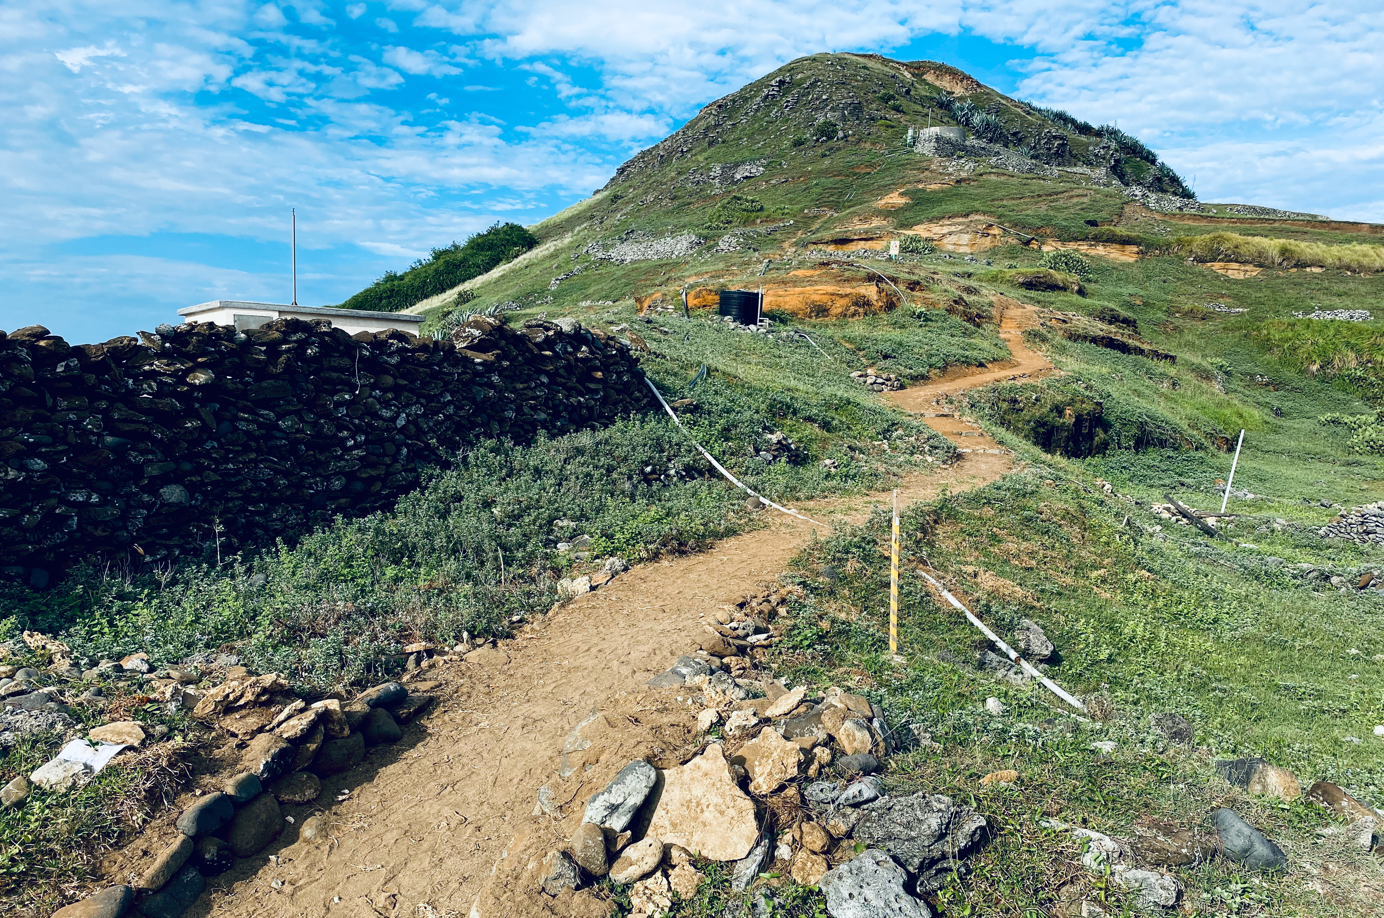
[1039,249,1094,280]
[705,194,765,230]
[1172,232,1384,272]
[812,119,840,142]
[898,235,936,256]
[1320,412,1384,454]
[339,222,539,313]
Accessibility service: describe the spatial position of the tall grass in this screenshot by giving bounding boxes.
[1173,231,1384,272]
[1251,319,1384,403]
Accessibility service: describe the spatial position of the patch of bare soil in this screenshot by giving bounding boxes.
[1038,240,1141,263]
[201,458,1015,918]
[905,217,1008,253]
[1202,262,1263,279]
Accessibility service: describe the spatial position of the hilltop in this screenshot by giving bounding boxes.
[5,52,1384,918]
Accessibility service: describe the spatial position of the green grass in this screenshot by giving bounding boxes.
[1171,231,1384,272]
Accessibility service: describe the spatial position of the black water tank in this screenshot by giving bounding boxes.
[718,290,761,325]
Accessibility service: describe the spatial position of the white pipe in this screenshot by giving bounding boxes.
[914,568,1086,711]
[644,377,827,528]
[1220,429,1244,514]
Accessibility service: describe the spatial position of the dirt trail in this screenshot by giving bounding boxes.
[203,456,1013,918]
[889,296,1056,452]
[201,303,1049,918]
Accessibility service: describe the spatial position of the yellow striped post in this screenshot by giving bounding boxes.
[890,489,900,656]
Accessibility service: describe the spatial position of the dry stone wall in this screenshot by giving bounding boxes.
[0,316,653,583]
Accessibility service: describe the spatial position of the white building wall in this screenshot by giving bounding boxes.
[177,301,424,336]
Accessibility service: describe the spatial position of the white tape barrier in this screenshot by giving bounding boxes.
[644,377,828,528]
[914,568,1087,712]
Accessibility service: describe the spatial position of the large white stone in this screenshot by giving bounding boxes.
[646,745,758,861]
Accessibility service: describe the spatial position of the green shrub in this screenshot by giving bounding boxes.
[705,194,765,230]
[1320,412,1384,454]
[811,119,840,142]
[791,135,808,147]
[982,268,1086,295]
[898,235,936,256]
[338,223,538,312]
[1039,249,1093,280]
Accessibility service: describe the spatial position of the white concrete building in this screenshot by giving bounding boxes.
[178,301,424,336]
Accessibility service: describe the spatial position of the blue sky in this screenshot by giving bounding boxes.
[3,1,1383,343]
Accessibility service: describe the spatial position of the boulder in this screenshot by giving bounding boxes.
[1306,781,1380,822]
[1215,808,1287,871]
[137,835,193,892]
[51,885,133,918]
[135,864,203,918]
[228,793,283,857]
[582,760,658,832]
[1,775,30,808]
[647,655,712,688]
[736,727,802,795]
[89,721,146,747]
[819,850,929,918]
[569,822,608,877]
[241,733,294,782]
[850,793,987,892]
[222,773,262,805]
[356,681,407,710]
[539,850,580,896]
[269,771,321,805]
[175,793,234,838]
[608,836,662,884]
[312,731,365,776]
[361,707,402,745]
[835,719,875,756]
[1014,619,1055,661]
[194,837,234,877]
[646,745,759,861]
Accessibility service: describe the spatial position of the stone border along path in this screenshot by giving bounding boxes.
[50,304,1049,918]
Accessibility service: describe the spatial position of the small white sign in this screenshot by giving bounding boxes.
[889,240,901,256]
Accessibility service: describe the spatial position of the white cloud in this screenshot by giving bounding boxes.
[253,4,289,29]
[55,45,125,73]
[383,46,462,76]
[346,3,367,19]
[375,17,399,33]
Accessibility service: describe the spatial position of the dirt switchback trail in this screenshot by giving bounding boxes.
[890,295,1056,451]
[205,454,1014,918]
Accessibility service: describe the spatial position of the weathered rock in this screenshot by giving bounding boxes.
[1,775,30,808]
[648,655,711,688]
[1129,820,1212,867]
[836,719,875,756]
[608,835,662,883]
[51,884,133,918]
[89,721,146,747]
[569,822,609,876]
[980,770,1018,787]
[119,653,150,674]
[5,690,69,713]
[791,848,830,885]
[1114,867,1181,909]
[801,822,831,854]
[697,628,738,658]
[539,849,580,896]
[241,733,294,782]
[724,708,761,737]
[764,687,807,719]
[838,777,885,808]
[138,835,194,891]
[361,707,402,745]
[805,781,844,806]
[312,731,365,776]
[228,793,283,857]
[646,745,758,861]
[342,700,371,731]
[583,760,658,832]
[1306,780,1380,822]
[291,724,325,772]
[819,850,929,918]
[1148,713,1194,744]
[191,673,288,720]
[738,727,802,795]
[1215,808,1287,871]
[175,793,235,838]
[850,793,987,892]
[731,835,772,890]
[1214,757,1267,789]
[356,681,407,710]
[135,864,203,918]
[696,709,720,733]
[272,708,320,741]
[668,862,704,899]
[269,771,321,805]
[31,758,89,792]
[628,870,673,917]
[835,753,880,776]
[299,814,327,842]
[310,699,350,738]
[777,707,827,742]
[222,773,262,805]
[392,693,434,724]
[1014,619,1055,661]
[1248,764,1302,802]
[194,836,234,877]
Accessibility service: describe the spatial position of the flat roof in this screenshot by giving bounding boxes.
[178,300,422,323]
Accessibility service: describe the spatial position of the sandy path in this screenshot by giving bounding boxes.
[200,456,1013,918]
[201,301,1050,918]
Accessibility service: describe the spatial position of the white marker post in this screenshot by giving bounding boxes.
[1221,429,1245,513]
[291,208,298,306]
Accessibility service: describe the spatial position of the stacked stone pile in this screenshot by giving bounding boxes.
[0,315,652,582]
[850,370,902,392]
[1319,502,1384,544]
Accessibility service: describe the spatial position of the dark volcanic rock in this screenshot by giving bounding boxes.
[850,792,987,892]
[176,792,234,838]
[1215,808,1288,871]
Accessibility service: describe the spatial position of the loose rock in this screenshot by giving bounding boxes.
[175,792,235,838]
[195,837,234,877]
[835,719,875,756]
[819,849,928,918]
[609,836,662,884]
[837,777,885,808]
[241,732,294,782]
[1,775,30,808]
[569,822,609,876]
[135,864,203,918]
[312,732,365,776]
[583,760,658,832]
[791,848,830,885]
[356,681,407,710]
[1014,619,1055,661]
[850,792,987,892]
[138,835,194,891]
[223,773,262,805]
[1148,713,1193,744]
[1215,808,1287,871]
[228,793,283,857]
[51,884,133,918]
[738,728,802,795]
[269,771,322,805]
[646,745,758,861]
[539,849,580,896]
[361,707,402,745]
[731,835,772,891]
[89,721,146,747]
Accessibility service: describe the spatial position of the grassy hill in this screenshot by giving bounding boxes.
[5,52,1384,918]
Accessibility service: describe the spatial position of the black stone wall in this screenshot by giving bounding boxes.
[0,315,653,585]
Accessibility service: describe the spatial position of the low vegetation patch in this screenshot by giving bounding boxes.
[982,267,1086,295]
[1172,231,1384,273]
